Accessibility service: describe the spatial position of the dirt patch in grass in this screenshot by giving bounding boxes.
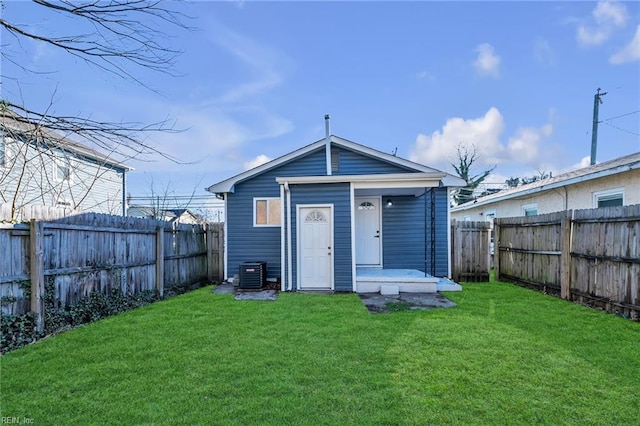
[359,292,457,313]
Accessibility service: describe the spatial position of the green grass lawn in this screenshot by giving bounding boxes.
[1,281,639,425]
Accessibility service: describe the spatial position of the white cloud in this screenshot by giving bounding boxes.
[409,108,554,172]
[244,154,272,170]
[506,123,552,166]
[206,25,291,105]
[577,1,628,46]
[577,26,609,46]
[593,1,628,27]
[473,43,501,78]
[416,70,436,81]
[409,107,505,167]
[610,25,640,64]
[533,38,554,66]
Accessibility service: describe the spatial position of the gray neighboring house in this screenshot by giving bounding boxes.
[451,152,640,221]
[1,114,130,218]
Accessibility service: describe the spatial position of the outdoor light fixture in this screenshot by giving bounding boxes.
[386,199,393,207]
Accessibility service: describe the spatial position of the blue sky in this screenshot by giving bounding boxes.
[2,1,639,207]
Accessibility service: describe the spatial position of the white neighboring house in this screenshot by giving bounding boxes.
[127,206,201,224]
[1,114,130,220]
[451,152,640,222]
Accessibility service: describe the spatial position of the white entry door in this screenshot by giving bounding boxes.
[299,207,333,289]
[355,197,381,266]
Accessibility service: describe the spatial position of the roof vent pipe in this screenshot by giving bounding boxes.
[325,114,332,176]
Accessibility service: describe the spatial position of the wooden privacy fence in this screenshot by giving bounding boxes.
[0,213,224,332]
[450,220,491,282]
[495,204,640,319]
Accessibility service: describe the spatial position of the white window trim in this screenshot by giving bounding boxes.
[484,209,497,222]
[253,197,281,227]
[53,155,74,183]
[0,136,9,169]
[522,203,538,216]
[593,187,624,208]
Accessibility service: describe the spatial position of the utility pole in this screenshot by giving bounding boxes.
[590,88,607,165]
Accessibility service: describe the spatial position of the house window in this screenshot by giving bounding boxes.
[55,155,72,182]
[254,198,281,226]
[0,136,7,167]
[331,150,340,173]
[305,210,327,222]
[594,188,624,208]
[0,136,7,168]
[358,201,376,210]
[522,204,538,216]
[484,211,496,223]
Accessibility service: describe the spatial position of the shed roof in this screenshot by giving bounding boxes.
[451,152,640,212]
[206,135,465,193]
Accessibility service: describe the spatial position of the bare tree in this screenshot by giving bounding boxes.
[0,1,192,219]
[1,112,133,220]
[450,143,496,205]
[1,1,191,163]
[127,179,207,224]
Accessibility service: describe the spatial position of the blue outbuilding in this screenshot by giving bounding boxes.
[206,117,465,293]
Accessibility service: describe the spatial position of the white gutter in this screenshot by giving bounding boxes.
[280,184,286,292]
[285,182,293,291]
[276,172,445,185]
[325,114,332,176]
[121,171,127,216]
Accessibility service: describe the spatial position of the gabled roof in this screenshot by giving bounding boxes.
[1,113,130,172]
[206,135,465,193]
[452,151,640,212]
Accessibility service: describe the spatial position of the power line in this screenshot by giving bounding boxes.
[602,110,640,121]
[602,121,640,136]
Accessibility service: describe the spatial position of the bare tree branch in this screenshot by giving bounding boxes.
[450,143,496,206]
[1,1,192,85]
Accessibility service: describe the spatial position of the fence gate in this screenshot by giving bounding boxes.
[450,220,491,282]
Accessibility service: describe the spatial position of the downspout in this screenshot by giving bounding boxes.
[280,184,286,292]
[447,187,452,278]
[285,182,293,291]
[223,193,228,280]
[121,170,127,216]
[325,114,332,176]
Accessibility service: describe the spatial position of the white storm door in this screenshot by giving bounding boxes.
[299,207,333,289]
[355,197,381,266]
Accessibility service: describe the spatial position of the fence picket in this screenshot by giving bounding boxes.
[494,204,640,319]
[0,214,225,317]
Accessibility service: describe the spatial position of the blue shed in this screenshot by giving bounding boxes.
[206,118,465,293]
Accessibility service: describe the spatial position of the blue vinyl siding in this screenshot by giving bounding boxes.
[333,146,416,175]
[382,187,449,276]
[226,149,326,281]
[289,183,352,291]
[224,141,451,289]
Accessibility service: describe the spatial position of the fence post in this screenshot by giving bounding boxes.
[156,226,164,297]
[493,220,501,282]
[560,210,572,299]
[206,224,215,282]
[450,220,457,282]
[29,219,45,333]
[217,225,224,283]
